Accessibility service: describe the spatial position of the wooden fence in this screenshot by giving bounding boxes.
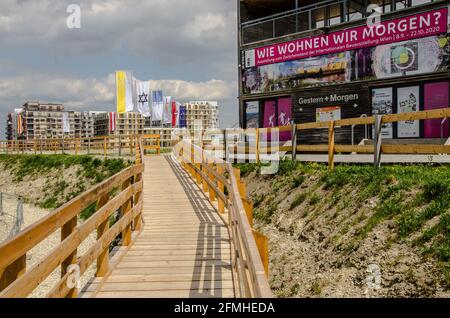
[0,134,160,159]
[173,139,273,298]
[0,138,145,298]
[193,108,450,168]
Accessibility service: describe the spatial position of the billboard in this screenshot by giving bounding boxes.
[243,34,450,95]
[244,8,447,67]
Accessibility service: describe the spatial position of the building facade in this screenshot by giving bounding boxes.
[238,0,450,144]
[94,112,145,136]
[184,101,220,134]
[6,101,97,141]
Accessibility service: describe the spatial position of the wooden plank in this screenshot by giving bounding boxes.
[382,144,450,154]
[93,289,235,298]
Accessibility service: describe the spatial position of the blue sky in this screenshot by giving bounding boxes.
[0,0,239,136]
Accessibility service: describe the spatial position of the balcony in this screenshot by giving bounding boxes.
[240,0,436,45]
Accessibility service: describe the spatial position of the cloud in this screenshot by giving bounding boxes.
[0,0,239,132]
[0,73,235,109]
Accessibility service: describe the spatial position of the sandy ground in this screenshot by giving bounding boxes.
[0,196,97,297]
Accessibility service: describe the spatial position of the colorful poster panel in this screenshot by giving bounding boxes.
[278,97,292,141]
[245,101,259,129]
[397,86,420,138]
[372,87,393,139]
[316,106,341,122]
[424,81,449,138]
[262,101,276,142]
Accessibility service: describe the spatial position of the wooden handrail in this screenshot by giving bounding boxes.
[0,136,146,298]
[173,140,273,298]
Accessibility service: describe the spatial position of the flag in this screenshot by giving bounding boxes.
[171,101,177,127]
[116,71,134,113]
[17,114,23,136]
[136,81,151,117]
[62,113,71,133]
[163,96,172,124]
[109,112,117,133]
[151,90,164,121]
[179,105,187,128]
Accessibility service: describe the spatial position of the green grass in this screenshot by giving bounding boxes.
[254,200,278,224]
[290,192,308,210]
[0,154,131,183]
[292,175,306,188]
[0,154,131,210]
[309,193,321,206]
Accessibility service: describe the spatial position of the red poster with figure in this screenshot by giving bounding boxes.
[424,82,449,138]
[262,101,276,142]
[277,97,292,141]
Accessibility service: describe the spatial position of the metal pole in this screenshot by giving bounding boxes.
[291,121,298,161]
[374,115,383,168]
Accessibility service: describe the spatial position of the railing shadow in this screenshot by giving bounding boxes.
[164,155,232,298]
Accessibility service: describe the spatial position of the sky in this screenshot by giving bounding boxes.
[0,0,239,137]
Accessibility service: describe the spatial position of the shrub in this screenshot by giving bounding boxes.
[290,193,307,210]
[292,175,306,188]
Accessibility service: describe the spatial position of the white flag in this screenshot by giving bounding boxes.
[125,71,134,112]
[163,96,172,124]
[62,113,71,133]
[151,90,164,121]
[136,81,151,117]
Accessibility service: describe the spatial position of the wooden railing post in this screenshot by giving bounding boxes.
[61,215,77,298]
[208,161,216,202]
[252,230,269,277]
[157,136,161,155]
[374,115,383,168]
[201,160,209,193]
[103,136,107,159]
[118,135,122,157]
[217,164,225,214]
[328,121,335,170]
[129,136,134,156]
[96,193,110,277]
[291,123,298,161]
[121,178,132,246]
[75,140,79,156]
[133,172,143,232]
[0,255,26,292]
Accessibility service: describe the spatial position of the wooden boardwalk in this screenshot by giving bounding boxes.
[81,155,234,298]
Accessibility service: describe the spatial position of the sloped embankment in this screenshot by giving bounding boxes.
[0,154,131,210]
[238,161,450,298]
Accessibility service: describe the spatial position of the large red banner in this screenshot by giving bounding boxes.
[245,8,448,68]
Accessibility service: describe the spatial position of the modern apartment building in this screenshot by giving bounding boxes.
[238,0,450,144]
[184,101,220,134]
[6,101,96,141]
[94,112,145,137]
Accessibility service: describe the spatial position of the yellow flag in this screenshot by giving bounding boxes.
[116,71,126,113]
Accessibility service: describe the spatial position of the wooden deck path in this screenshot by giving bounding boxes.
[81,155,234,298]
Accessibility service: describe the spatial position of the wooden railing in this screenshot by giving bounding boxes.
[192,108,450,168]
[173,139,273,298]
[142,134,161,155]
[0,138,145,298]
[0,134,160,159]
